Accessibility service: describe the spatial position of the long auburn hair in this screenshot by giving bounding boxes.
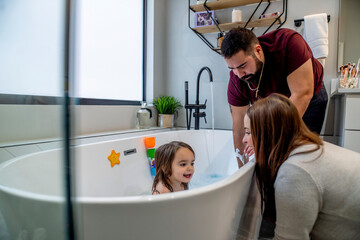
[247,93,323,221]
[151,141,195,194]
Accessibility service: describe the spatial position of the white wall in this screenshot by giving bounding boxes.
[339,0,360,65]
[0,0,342,152]
[155,0,340,136]
[0,105,141,145]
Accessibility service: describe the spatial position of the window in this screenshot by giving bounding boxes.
[0,0,64,97]
[0,0,144,103]
[74,0,144,102]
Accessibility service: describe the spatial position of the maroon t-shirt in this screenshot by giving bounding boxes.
[227,28,324,106]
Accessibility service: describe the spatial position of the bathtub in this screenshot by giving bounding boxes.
[0,129,261,240]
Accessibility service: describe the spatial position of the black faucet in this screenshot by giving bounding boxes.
[185,66,213,130]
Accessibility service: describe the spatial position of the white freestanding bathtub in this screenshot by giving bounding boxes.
[0,129,261,240]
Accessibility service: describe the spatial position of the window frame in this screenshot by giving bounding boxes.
[0,0,146,106]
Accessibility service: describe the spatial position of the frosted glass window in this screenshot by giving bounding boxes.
[0,0,64,97]
[74,0,143,101]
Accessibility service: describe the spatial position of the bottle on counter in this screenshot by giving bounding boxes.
[232,8,242,23]
[217,32,224,48]
[136,102,152,129]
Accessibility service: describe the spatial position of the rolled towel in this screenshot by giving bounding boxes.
[303,13,328,59]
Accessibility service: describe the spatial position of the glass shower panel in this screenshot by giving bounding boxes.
[0,0,70,239]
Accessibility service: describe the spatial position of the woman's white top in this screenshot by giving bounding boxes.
[273,141,360,240]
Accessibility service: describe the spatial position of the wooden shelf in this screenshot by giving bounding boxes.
[188,0,287,55]
[193,16,281,34]
[213,47,221,54]
[190,0,275,12]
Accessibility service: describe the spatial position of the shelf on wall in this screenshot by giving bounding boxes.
[193,16,281,34]
[190,0,276,12]
[188,0,287,55]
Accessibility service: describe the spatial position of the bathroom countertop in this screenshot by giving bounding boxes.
[0,127,186,149]
[330,78,360,97]
[331,88,360,97]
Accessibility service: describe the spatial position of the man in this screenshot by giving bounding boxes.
[221,27,328,168]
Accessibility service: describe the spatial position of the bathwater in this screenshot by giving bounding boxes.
[209,82,215,166]
[141,173,227,195]
[189,173,228,189]
[210,82,214,131]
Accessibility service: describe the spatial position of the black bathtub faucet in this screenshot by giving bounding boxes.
[185,66,213,130]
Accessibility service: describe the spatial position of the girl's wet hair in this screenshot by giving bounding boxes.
[152,141,195,194]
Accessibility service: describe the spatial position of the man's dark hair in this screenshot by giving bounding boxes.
[221,27,259,58]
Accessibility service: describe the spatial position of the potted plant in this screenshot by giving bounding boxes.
[153,96,182,128]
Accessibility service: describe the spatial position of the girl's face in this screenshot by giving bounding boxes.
[170,147,195,185]
[242,114,253,148]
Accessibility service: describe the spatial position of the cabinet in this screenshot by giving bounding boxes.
[188,0,287,54]
[331,84,360,153]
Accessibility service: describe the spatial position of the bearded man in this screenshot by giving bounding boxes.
[221,27,328,168]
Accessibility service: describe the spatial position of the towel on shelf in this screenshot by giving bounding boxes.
[303,13,328,59]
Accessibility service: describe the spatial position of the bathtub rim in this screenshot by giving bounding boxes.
[0,148,66,203]
[73,129,231,149]
[0,129,251,204]
[0,184,65,203]
[76,161,254,204]
[0,162,254,204]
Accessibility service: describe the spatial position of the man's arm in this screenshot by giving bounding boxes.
[287,58,314,117]
[230,104,250,168]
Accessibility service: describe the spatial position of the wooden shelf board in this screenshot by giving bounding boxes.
[190,0,275,12]
[193,16,281,34]
[214,47,222,54]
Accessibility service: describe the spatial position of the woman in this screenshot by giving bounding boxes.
[246,93,360,239]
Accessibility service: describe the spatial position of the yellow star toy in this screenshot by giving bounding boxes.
[107,150,120,168]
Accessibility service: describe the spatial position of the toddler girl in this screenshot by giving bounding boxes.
[152,141,195,195]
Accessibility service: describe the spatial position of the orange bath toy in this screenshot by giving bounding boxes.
[107,150,120,167]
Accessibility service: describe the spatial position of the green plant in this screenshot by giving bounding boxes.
[153,96,182,114]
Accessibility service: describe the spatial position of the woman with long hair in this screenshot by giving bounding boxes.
[246,93,360,239]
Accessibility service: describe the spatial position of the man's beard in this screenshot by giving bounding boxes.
[240,55,263,87]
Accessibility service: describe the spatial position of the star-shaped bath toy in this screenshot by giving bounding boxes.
[107,150,120,167]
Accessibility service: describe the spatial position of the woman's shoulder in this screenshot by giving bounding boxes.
[281,141,360,183]
[277,144,323,179]
[289,141,360,163]
[287,143,322,162]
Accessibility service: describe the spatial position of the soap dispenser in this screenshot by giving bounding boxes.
[136,102,153,129]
